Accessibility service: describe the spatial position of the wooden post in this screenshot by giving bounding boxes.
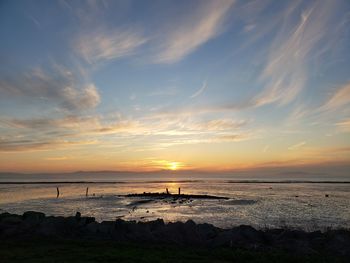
[178,187,181,195]
[56,187,60,198]
[166,188,169,195]
[86,187,89,197]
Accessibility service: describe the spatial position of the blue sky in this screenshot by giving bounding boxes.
[0,0,350,173]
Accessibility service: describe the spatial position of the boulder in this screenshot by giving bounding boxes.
[79,217,95,226]
[325,230,350,256]
[23,211,45,225]
[211,230,233,247]
[197,223,218,240]
[212,225,264,248]
[86,221,99,234]
[75,212,81,220]
[278,229,308,240]
[145,218,165,231]
[98,221,114,235]
[0,212,12,221]
[0,214,22,225]
[38,216,66,236]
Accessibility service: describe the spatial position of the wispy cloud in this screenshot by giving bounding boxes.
[62,83,100,110]
[2,116,100,130]
[0,65,100,112]
[153,0,235,63]
[0,138,96,152]
[190,81,207,98]
[0,114,142,153]
[45,156,70,161]
[27,15,41,28]
[336,119,350,132]
[321,81,350,112]
[157,132,251,148]
[255,1,346,106]
[0,114,251,152]
[75,27,147,64]
[288,141,306,151]
[189,119,246,131]
[263,145,269,153]
[1,114,144,137]
[69,0,234,65]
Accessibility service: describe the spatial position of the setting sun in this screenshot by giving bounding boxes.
[168,162,179,171]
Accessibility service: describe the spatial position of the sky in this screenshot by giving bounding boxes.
[0,0,350,174]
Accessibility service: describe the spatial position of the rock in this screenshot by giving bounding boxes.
[309,236,326,250]
[263,228,284,244]
[23,211,45,225]
[98,221,114,235]
[0,212,12,221]
[309,230,323,239]
[232,225,264,248]
[1,214,22,224]
[278,239,315,255]
[211,230,232,247]
[160,221,204,245]
[38,221,58,236]
[64,216,80,231]
[158,222,186,244]
[278,229,308,240]
[75,212,81,220]
[197,223,218,240]
[147,218,165,231]
[212,225,264,249]
[239,225,263,241]
[38,216,67,236]
[79,217,95,226]
[185,219,196,227]
[1,211,350,257]
[325,230,350,256]
[86,221,99,234]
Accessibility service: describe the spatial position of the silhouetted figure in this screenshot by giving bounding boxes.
[166,188,169,194]
[178,187,181,195]
[86,187,89,197]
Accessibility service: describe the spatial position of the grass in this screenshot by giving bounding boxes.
[0,239,347,263]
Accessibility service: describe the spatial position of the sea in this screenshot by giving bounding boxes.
[1,172,349,231]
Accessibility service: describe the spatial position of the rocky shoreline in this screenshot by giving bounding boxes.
[1,211,349,257]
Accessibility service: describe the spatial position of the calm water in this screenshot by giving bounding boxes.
[1,180,349,230]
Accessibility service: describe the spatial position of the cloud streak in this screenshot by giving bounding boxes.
[321,81,350,112]
[255,1,346,106]
[288,141,306,151]
[153,0,235,63]
[75,27,147,64]
[336,119,350,132]
[0,138,96,152]
[190,81,207,98]
[0,113,251,152]
[0,65,100,112]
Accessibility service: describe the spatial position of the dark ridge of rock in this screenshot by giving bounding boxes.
[0,212,349,257]
[125,192,229,200]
